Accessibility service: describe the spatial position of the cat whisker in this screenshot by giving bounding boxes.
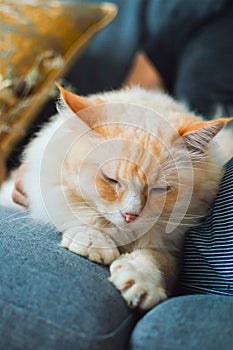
[69,207,103,215]
[160,213,206,219]
[2,210,30,221]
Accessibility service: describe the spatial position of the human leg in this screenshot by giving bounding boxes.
[0,207,138,350]
[130,294,233,350]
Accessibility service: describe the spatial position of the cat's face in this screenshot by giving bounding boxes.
[94,150,174,227]
[66,117,202,242]
[59,85,230,238]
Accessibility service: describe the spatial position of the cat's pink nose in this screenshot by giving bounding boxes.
[121,212,139,223]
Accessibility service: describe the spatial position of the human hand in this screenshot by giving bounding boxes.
[12,163,29,207]
[123,51,164,89]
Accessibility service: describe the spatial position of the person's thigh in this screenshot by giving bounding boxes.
[174,7,233,118]
[0,207,137,350]
[130,295,233,350]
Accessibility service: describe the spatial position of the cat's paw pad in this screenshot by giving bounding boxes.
[109,259,167,309]
[61,229,120,265]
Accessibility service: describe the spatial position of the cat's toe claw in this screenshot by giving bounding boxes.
[109,259,167,309]
[122,282,167,309]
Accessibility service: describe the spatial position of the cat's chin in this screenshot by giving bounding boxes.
[105,214,145,238]
[105,215,127,228]
[106,213,150,231]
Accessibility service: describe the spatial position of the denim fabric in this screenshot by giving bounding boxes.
[173,4,233,117]
[0,207,138,350]
[130,295,233,350]
[143,0,230,95]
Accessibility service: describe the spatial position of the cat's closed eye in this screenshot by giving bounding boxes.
[150,185,171,195]
[102,172,119,186]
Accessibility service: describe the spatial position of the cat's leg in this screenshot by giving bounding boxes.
[61,225,120,265]
[109,249,179,310]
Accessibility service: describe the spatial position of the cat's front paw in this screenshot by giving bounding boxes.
[61,228,120,265]
[109,256,167,310]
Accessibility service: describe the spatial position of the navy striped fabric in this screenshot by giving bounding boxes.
[181,157,233,296]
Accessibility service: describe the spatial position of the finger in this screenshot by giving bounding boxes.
[15,177,26,195]
[15,163,28,195]
[12,188,29,207]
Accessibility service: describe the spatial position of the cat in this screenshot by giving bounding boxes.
[1,84,233,309]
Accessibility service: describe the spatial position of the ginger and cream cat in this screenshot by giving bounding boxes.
[2,85,232,309]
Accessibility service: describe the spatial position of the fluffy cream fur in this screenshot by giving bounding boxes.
[1,86,232,309]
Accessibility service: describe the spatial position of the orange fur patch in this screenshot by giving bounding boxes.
[95,176,118,202]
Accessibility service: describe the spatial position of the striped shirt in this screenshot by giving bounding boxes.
[181,157,233,296]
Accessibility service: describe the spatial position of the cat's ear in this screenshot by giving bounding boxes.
[179,117,233,151]
[56,83,102,126]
